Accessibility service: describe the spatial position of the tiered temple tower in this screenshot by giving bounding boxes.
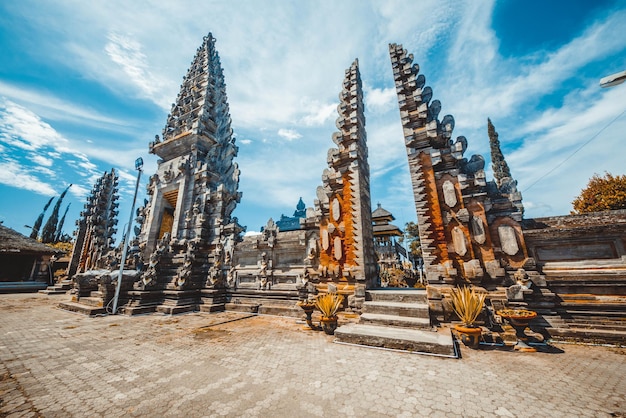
[315,59,377,307]
[135,33,243,312]
[389,44,530,318]
[67,169,119,277]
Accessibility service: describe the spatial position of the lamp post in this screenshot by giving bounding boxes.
[111,157,143,315]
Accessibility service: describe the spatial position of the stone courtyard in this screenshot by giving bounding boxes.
[1,293,624,417]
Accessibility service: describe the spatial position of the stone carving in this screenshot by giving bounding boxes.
[331,198,341,222]
[257,252,271,290]
[442,181,457,208]
[471,216,486,244]
[389,43,529,287]
[68,169,120,278]
[498,225,520,256]
[262,218,278,248]
[451,227,467,256]
[315,59,377,289]
[139,233,170,289]
[463,259,484,279]
[135,33,244,297]
[175,240,197,288]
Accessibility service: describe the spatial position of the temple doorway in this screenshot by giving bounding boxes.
[158,189,178,239]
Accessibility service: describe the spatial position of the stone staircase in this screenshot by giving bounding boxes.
[335,289,456,356]
[58,289,108,316]
[39,279,73,295]
[540,293,626,345]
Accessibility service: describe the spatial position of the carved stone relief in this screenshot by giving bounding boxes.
[333,236,343,260]
[498,225,520,256]
[451,226,468,256]
[471,216,486,244]
[442,180,457,208]
[331,197,341,222]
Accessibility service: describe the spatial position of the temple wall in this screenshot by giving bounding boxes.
[233,229,318,290]
[522,210,626,293]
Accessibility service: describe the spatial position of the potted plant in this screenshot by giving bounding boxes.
[450,286,486,348]
[314,292,344,335]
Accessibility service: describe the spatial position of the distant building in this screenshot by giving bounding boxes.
[275,198,307,232]
[371,203,405,271]
[0,224,60,292]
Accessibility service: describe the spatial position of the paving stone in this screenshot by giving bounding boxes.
[0,293,625,417]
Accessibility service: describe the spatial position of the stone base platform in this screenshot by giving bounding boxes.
[58,301,106,316]
[334,323,456,356]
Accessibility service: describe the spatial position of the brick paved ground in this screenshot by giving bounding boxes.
[0,293,624,417]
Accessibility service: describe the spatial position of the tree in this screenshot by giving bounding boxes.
[572,173,626,214]
[54,203,71,242]
[401,221,422,266]
[487,118,511,187]
[30,197,54,239]
[41,184,72,243]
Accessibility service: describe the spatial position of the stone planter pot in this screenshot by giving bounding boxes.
[497,309,538,352]
[454,324,482,349]
[320,316,338,335]
[297,302,317,330]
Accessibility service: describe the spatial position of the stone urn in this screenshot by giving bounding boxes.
[320,316,338,335]
[297,301,317,330]
[497,309,538,352]
[453,324,482,349]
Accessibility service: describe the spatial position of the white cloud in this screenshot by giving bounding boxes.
[365,86,396,113]
[277,128,302,141]
[105,32,171,108]
[0,161,56,196]
[68,183,90,200]
[31,155,53,167]
[0,82,131,131]
[300,101,337,126]
[239,139,252,145]
[0,99,70,151]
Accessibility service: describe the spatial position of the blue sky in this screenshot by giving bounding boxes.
[1,0,625,242]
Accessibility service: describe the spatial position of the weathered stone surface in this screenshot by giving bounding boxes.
[316,59,376,292]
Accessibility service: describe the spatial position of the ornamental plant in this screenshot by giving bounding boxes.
[314,292,344,318]
[450,286,486,327]
[572,172,626,214]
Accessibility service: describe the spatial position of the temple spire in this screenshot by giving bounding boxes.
[158,33,233,148]
[488,118,511,188]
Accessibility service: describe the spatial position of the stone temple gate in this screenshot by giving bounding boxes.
[61,34,626,347]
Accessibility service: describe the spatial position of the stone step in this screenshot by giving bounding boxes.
[225,302,259,313]
[121,305,158,315]
[58,301,106,316]
[334,323,455,356]
[360,313,431,329]
[545,326,626,345]
[79,297,105,307]
[39,287,69,295]
[558,302,626,311]
[367,289,427,303]
[155,304,197,315]
[258,305,302,317]
[362,301,429,318]
[199,303,226,313]
[557,322,626,331]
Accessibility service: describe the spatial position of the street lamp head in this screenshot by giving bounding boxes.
[600,70,626,88]
[135,157,144,171]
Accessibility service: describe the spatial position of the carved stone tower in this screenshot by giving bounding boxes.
[138,33,243,297]
[67,169,119,277]
[315,59,377,300]
[389,43,528,292]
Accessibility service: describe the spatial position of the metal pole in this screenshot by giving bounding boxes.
[112,164,142,314]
